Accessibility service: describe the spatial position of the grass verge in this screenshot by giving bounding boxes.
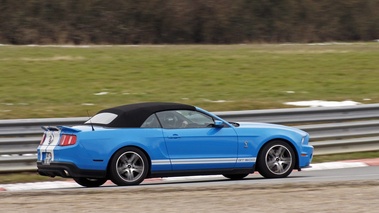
[1,43,379,119]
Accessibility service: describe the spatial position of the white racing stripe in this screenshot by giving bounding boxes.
[151,159,171,165]
[39,130,61,162]
[171,158,237,165]
[152,158,256,165]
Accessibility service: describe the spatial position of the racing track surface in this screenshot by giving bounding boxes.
[1,162,379,213]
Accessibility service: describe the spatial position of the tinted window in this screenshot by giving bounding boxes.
[141,114,161,128]
[156,110,214,129]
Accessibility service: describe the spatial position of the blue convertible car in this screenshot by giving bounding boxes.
[37,102,313,187]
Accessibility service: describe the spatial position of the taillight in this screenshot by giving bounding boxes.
[40,134,46,145]
[59,134,77,146]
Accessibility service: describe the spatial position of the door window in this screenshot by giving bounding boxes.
[141,114,161,128]
[156,110,215,129]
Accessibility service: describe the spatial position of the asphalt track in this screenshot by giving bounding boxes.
[1,160,379,213]
[1,158,378,192]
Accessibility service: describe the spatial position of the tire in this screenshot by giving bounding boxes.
[109,147,149,186]
[73,177,107,187]
[223,173,249,180]
[257,140,295,178]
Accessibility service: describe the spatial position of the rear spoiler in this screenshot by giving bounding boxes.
[41,126,82,133]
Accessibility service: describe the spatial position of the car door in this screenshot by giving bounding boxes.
[156,110,238,170]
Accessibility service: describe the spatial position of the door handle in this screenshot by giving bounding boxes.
[168,134,180,139]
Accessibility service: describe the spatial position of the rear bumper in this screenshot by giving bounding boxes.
[37,162,106,179]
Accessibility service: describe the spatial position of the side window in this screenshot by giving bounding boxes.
[141,114,161,128]
[156,111,182,129]
[156,110,215,129]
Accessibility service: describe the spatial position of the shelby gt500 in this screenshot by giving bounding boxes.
[37,102,313,187]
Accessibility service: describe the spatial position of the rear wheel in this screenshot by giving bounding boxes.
[73,177,107,187]
[109,147,149,186]
[223,173,249,180]
[257,140,295,178]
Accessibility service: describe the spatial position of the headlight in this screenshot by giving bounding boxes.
[301,134,309,144]
[301,136,305,144]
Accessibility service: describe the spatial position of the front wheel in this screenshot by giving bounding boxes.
[257,140,295,178]
[73,177,107,187]
[109,147,149,186]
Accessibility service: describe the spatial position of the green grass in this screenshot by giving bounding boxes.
[0,172,64,184]
[1,151,378,184]
[313,151,379,163]
[0,43,379,119]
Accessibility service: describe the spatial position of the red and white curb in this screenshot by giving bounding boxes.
[1,158,379,192]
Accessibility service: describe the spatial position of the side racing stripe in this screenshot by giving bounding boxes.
[152,158,256,166]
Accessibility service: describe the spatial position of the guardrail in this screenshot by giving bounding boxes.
[1,104,379,172]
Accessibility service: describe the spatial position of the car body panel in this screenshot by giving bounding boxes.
[162,127,240,170]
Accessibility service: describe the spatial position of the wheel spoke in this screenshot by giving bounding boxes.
[132,165,143,174]
[277,146,285,156]
[117,165,128,175]
[281,157,291,164]
[277,162,285,173]
[119,155,128,164]
[125,169,134,180]
[267,149,277,158]
[267,157,276,165]
[128,153,138,164]
[268,162,278,171]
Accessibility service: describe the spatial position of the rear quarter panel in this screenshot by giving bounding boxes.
[68,128,168,171]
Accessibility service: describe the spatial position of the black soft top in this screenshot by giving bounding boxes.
[93,102,195,128]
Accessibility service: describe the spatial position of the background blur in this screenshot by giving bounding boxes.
[1,0,379,119]
[1,0,378,45]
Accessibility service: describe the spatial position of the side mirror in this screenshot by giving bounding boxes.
[214,120,224,128]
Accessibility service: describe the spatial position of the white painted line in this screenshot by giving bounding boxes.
[163,175,224,181]
[0,181,79,192]
[302,162,368,171]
